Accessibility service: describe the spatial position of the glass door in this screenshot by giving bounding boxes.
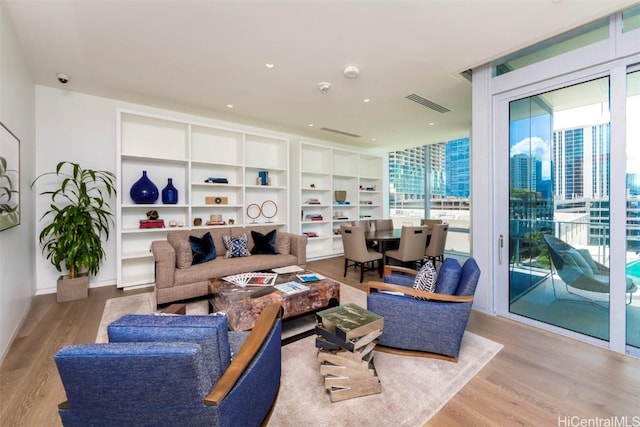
[508,77,612,341]
[626,68,640,351]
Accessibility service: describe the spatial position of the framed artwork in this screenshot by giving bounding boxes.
[0,121,20,231]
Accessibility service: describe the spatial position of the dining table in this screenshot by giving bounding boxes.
[364,227,432,257]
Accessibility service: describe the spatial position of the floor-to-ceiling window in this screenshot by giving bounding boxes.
[626,68,640,349]
[388,138,471,254]
[483,6,640,356]
[508,78,613,341]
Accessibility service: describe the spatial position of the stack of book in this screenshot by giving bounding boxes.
[139,219,165,229]
[305,214,323,221]
[303,232,318,238]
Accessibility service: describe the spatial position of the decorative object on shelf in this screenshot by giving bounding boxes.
[168,220,178,227]
[228,219,235,225]
[129,170,158,204]
[247,203,261,223]
[193,217,202,226]
[310,183,316,188]
[261,200,278,223]
[335,190,350,204]
[205,196,228,205]
[177,221,184,227]
[204,177,229,184]
[206,214,225,226]
[146,210,159,220]
[258,170,269,186]
[31,161,116,302]
[161,178,178,204]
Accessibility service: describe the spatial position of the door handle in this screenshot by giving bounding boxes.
[499,234,504,264]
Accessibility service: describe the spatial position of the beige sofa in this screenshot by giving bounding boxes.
[151,225,307,304]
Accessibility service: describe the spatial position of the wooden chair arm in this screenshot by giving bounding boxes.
[383,265,420,277]
[204,303,281,406]
[366,281,473,303]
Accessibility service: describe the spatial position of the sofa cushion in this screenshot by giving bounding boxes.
[413,262,437,299]
[250,229,278,255]
[435,258,462,295]
[223,233,251,258]
[107,313,231,384]
[189,232,217,265]
[174,239,193,269]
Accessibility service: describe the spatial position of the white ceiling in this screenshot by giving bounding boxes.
[4,0,639,151]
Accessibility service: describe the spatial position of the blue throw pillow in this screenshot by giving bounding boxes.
[189,232,216,265]
[250,229,279,255]
[222,233,251,258]
[435,258,462,295]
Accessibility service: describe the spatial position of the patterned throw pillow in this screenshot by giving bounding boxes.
[222,233,251,259]
[413,262,437,300]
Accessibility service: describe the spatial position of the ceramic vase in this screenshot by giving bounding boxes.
[130,170,159,204]
[162,178,178,204]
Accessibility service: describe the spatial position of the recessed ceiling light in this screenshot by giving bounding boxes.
[428,122,435,126]
[226,104,234,109]
[363,98,371,103]
[308,123,314,127]
[265,62,275,68]
[371,138,377,141]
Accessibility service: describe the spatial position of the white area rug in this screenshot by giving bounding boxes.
[96,285,503,425]
[269,332,502,426]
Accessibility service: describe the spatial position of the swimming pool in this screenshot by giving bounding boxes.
[627,259,640,279]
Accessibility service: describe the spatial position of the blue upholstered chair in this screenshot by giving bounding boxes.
[53,304,282,427]
[366,258,480,361]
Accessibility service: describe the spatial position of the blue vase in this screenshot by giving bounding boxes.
[162,178,178,204]
[130,171,159,204]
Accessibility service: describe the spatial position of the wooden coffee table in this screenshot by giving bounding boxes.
[209,271,340,331]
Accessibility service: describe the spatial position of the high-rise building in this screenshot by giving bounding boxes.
[445,138,470,198]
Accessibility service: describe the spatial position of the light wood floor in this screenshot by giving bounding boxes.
[1,256,639,426]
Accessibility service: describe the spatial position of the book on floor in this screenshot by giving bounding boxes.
[316,303,383,341]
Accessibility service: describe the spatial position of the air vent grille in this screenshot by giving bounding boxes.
[320,127,361,138]
[405,94,450,113]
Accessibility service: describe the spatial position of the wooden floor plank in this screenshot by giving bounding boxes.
[0,257,638,427]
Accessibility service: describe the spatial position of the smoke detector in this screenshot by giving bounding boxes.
[343,65,360,79]
[317,82,332,93]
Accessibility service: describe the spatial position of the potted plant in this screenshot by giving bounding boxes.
[32,161,116,302]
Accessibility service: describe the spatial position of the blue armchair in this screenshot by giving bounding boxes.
[366,258,480,361]
[54,304,282,427]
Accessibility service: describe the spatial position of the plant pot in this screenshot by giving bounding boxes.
[57,273,89,303]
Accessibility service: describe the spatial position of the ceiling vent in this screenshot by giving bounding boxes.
[320,127,361,138]
[405,94,451,113]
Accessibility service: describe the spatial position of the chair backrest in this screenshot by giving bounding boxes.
[341,225,369,261]
[395,225,429,260]
[420,219,443,229]
[542,233,607,290]
[374,219,393,231]
[425,223,448,257]
[352,219,371,231]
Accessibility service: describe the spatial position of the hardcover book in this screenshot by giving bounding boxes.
[316,303,383,341]
[274,281,309,295]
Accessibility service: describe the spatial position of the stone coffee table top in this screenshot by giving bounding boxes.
[209,271,340,331]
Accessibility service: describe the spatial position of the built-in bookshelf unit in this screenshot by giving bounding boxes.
[299,142,383,259]
[117,110,289,288]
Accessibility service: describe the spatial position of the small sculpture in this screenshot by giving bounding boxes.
[228,219,235,225]
[146,210,159,220]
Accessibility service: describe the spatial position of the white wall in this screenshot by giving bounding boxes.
[0,3,36,361]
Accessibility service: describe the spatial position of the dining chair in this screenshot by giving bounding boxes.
[423,223,448,267]
[384,225,429,268]
[373,219,394,231]
[352,219,372,231]
[420,219,443,229]
[340,225,383,283]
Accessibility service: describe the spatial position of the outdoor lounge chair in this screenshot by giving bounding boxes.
[542,234,637,307]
